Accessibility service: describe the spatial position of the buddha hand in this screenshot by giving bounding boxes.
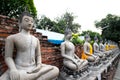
[9,69,20,80]
[73,59,79,68]
[73,59,77,64]
[27,64,42,74]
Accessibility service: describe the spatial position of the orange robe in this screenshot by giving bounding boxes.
[82,44,93,60]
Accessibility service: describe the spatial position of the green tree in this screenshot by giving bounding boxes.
[81,30,101,41]
[0,0,37,18]
[71,33,84,45]
[95,14,120,42]
[55,12,81,33]
[36,12,81,34]
[36,15,56,30]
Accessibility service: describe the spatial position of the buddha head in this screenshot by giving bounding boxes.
[64,28,72,40]
[100,38,103,43]
[19,11,34,31]
[84,34,91,42]
[94,36,98,42]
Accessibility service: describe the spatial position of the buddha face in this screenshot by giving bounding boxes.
[100,40,103,43]
[96,39,98,42]
[88,36,91,41]
[86,36,91,42]
[65,32,72,40]
[21,15,34,31]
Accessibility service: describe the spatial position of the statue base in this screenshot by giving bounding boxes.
[89,61,103,71]
[101,57,109,64]
[58,66,91,80]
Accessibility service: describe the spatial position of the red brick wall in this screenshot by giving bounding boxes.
[0,15,63,76]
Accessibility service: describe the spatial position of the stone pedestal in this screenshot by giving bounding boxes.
[58,66,91,80]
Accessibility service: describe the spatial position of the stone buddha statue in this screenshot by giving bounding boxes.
[60,28,88,72]
[93,36,103,58]
[99,39,110,55]
[99,39,105,52]
[99,39,109,61]
[105,41,110,52]
[82,34,99,62]
[0,11,59,80]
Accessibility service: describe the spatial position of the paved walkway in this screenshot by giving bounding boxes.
[113,60,120,80]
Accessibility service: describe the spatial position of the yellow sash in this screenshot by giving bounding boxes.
[82,44,93,59]
[106,45,109,51]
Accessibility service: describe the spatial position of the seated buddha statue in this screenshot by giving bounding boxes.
[82,34,99,62]
[60,28,88,72]
[0,11,59,80]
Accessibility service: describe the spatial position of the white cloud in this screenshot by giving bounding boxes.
[34,0,120,34]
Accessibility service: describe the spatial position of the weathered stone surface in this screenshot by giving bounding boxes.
[113,61,120,80]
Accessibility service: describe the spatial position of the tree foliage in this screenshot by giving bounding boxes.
[71,33,84,45]
[36,15,56,30]
[95,14,120,42]
[36,12,81,34]
[56,12,81,33]
[81,30,101,41]
[0,0,37,18]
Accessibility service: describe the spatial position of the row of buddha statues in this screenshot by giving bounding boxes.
[60,28,118,79]
[0,11,119,80]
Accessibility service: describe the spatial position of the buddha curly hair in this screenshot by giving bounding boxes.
[84,34,90,39]
[19,11,33,23]
[94,36,98,40]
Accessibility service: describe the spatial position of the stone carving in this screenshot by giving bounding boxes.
[105,41,115,59]
[93,36,104,58]
[99,39,109,64]
[99,39,105,52]
[60,28,88,78]
[82,34,99,62]
[99,39,110,56]
[0,11,59,80]
[82,34,102,71]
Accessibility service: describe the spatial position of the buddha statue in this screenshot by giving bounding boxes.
[82,34,99,62]
[0,11,59,80]
[60,28,88,72]
[99,39,110,56]
[104,41,113,56]
[99,39,105,52]
[93,36,103,58]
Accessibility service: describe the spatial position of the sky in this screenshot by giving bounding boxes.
[34,0,120,34]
